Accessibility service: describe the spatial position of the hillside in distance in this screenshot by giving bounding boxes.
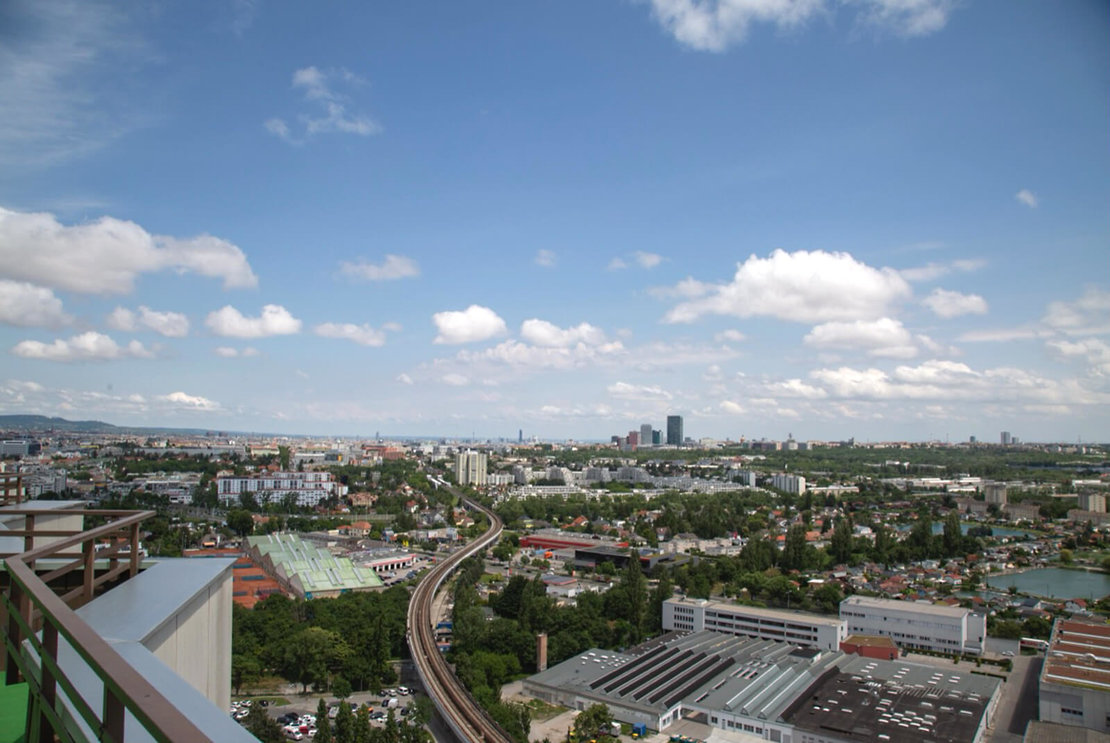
[0,415,120,433]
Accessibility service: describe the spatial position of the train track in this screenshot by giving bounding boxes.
[408,493,515,743]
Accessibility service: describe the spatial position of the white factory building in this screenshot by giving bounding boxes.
[663,597,846,652]
[839,595,987,656]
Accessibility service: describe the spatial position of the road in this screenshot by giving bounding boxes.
[407,488,515,743]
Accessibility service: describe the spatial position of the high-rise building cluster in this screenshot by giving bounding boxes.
[455,449,488,486]
[610,415,684,449]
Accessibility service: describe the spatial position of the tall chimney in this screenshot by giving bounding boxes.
[536,632,548,672]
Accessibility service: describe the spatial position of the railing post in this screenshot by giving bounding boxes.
[104,686,126,743]
[129,522,141,578]
[23,515,35,568]
[83,539,95,605]
[37,621,58,742]
[5,580,28,684]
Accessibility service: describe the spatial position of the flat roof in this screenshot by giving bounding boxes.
[248,533,382,592]
[1042,618,1110,691]
[841,595,975,619]
[668,596,846,628]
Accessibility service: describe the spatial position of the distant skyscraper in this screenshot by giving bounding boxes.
[640,423,653,448]
[1000,431,1012,445]
[519,429,523,443]
[666,415,684,446]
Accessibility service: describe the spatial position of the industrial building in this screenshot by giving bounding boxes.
[246,533,383,598]
[840,595,987,655]
[663,597,846,652]
[1039,618,1110,733]
[523,629,1000,742]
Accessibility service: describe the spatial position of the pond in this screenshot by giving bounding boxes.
[985,567,1110,600]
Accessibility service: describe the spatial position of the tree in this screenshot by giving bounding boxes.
[334,701,354,743]
[227,508,254,537]
[829,518,853,565]
[284,626,343,693]
[315,698,333,743]
[942,510,962,557]
[244,704,283,743]
[780,524,808,572]
[574,703,613,739]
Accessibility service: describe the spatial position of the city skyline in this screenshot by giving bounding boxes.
[1,2,1107,442]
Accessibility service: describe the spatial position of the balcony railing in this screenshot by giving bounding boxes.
[2,507,217,743]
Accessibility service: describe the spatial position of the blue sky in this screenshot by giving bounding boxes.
[0,0,1107,442]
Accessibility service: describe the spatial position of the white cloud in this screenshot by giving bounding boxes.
[900,258,985,282]
[314,322,387,347]
[1015,189,1038,208]
[715,329,747,343]
[647,0,954,52]
[339,254,420,281]
[214,346,260,358]
[607,382,673,401]
[609,251,664,270]
[1043,288,1110,336]
[0,280,71,327]
[160,391,221,411]
[665,249,911,324]
[765,378,829,399]
[0,206,258,294]
[267,66,381,143]
[720,400,746,415]
[1048,338,1110,376]
[107,306,189,337]
[520,319,607,348]
[810,359,1108,405]
[12,331,153,362]
[922,288,988,319]
[432,305,507,344]
[397,373,414,385]
[649,0,825,52]
[442,373,470,387]
[205,305,302,338]
[535,249,557,268]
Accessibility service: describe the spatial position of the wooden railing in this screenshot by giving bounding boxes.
[2,508,216,743]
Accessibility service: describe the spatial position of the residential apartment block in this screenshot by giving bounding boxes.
[1039,618,1110,733]
[839,595,987,655]
[216,470,345,507]
[663,597,846,652]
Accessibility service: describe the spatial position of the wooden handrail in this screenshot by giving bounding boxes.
[3,508,217,742]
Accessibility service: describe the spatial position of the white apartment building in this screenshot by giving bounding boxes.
[772,473,807,495]
[840,595,987,655]
[455,450,488,486]
[663,597,846,651]
[216,471,345,507]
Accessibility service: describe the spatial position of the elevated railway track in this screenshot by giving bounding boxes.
[407,492,515,743]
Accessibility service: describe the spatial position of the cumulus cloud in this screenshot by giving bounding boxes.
[314,322,387,347]
[648,0,955,52]
[205,304,302,338]
[534,249,557,268]
[1043,288,1110,336]
[339,254,420,281]
[0,280,71,327]
[609,251,664,270]
[432,305,507,344]
[397,373,414,385]
[12,331,153,362]
[922,288,988,318]
[765,378,828,399]
[810,359,1107,405]
[442,373,470,387]
[107,306,189,337]
[1048,338,1110,376]
[1015,189,1038,208]
[266,66,381,143]
[160,391,220,411]
[805,318,920,358]
[715,329,747,343]
[608,381,673,400]
[0,207,258,293]
[665,249,911,324]
[520,319,607,348]
[214,346,259,358]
